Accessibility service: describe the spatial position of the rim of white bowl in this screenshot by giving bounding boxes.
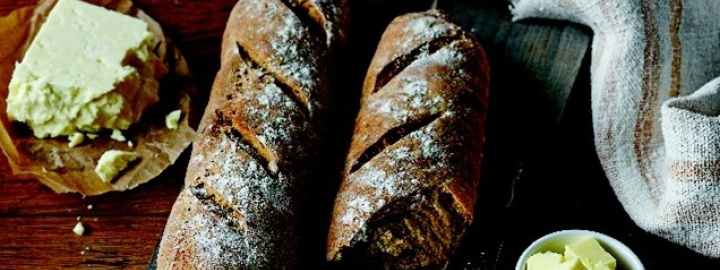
[514,230,644,270]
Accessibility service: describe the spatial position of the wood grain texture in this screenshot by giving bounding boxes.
[0,167,185,269]
[1,216,167,269]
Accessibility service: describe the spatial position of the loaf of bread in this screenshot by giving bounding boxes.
[157,0,347,268]
[326,10,490,269]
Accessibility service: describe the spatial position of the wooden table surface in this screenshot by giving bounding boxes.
[2,0,720,269]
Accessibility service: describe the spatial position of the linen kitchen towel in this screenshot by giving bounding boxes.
[511,0,720,257]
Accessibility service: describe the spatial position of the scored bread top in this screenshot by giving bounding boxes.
[327,10,489,268]
[157,0,348,269]
[220,0,348,117]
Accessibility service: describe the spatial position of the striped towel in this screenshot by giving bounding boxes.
[512,0,720,257]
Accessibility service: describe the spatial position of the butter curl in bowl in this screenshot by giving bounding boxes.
[0,0,196,195]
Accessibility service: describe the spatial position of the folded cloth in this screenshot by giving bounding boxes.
[511,0,720,257]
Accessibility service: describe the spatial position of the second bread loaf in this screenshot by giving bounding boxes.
[327,10,490,269]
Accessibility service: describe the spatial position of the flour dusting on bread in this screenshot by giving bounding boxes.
[327,10,489,269]
[271,10,317,99]
[158,0,349,268]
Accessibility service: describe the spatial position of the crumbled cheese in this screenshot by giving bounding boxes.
[110,129,126,142]
[73,222,85,236]
[165,109,182,130]
[6,0,160,138]
[68,132,84,148]
[94,150,139,183]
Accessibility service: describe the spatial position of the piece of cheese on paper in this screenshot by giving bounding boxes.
[7,0,160,138]
[95,150,139,183]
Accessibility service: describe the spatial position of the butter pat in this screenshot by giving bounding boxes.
[565,238,617,270]
[165,109,182,129]
[95,150,139,183]
[526,238,616,270]
[527,252,584,270]
[7,0,161,138]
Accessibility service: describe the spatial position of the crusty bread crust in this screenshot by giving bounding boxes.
[157,0,347,269]
[326,10,490,269]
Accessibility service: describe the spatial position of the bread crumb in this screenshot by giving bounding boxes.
[73,222,85,236]
[110,129,126,142]
[127,140,134,148]
[268,160,278,174]
[76,216,81,221]
[165,109,182,130]
[87,204,93,210]
[68,132,84,147]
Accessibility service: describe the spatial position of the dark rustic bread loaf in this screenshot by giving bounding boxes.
[326,10,490,269]
[156,0,347,269]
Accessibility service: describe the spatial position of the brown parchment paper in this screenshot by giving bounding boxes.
[0,0,197,196]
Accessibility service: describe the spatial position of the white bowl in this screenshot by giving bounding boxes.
[515,230,644,270]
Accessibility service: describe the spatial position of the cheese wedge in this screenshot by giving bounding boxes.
[7,0,161,138]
